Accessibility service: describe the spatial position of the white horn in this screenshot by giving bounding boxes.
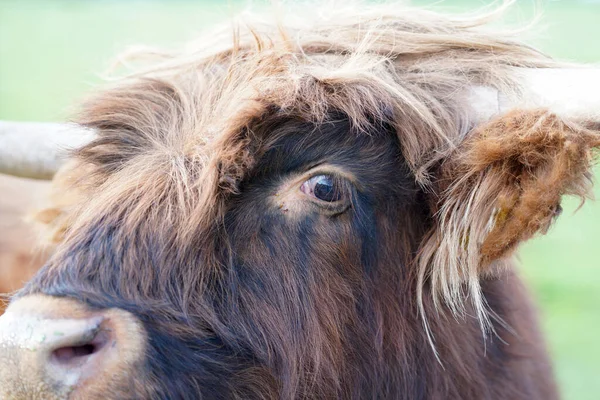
[0,121,95,180]
[467,68,600,124]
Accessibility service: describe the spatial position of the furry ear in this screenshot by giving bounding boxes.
[29,160,93,246]
[418,109,600,327]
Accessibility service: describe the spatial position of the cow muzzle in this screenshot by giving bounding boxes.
[0,295,146,399]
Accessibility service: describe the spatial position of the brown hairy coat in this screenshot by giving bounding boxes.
[16,1,599,398]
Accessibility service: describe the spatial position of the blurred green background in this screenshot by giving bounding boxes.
[0,0,598,398]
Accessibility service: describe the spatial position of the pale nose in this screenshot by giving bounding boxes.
[0,295,145,399]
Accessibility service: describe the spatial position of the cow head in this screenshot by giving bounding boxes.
[0,4,598,399]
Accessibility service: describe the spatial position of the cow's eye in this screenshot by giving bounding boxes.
[300,174,344,203]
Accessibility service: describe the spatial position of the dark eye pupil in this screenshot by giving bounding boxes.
[313,176,341,202]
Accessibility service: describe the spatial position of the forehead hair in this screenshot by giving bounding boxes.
[73,2,554,185]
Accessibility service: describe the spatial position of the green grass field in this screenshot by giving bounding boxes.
[1,1,599,398]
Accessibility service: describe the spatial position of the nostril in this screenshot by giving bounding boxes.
[52,343,99,363]
[49,326,110,367]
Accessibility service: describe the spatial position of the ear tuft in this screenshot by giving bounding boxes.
[455,109,599,262]
[418,109,600,329]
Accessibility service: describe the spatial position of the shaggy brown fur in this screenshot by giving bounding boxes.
[418,109,600,334]
[10,1,600,398]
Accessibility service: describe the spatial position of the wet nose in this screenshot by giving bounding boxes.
[0,295,145,399]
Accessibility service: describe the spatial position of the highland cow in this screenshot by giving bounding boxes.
[0,3,599,399]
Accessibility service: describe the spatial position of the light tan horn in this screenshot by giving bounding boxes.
[468,68,600,124]
[0,121,95,180]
